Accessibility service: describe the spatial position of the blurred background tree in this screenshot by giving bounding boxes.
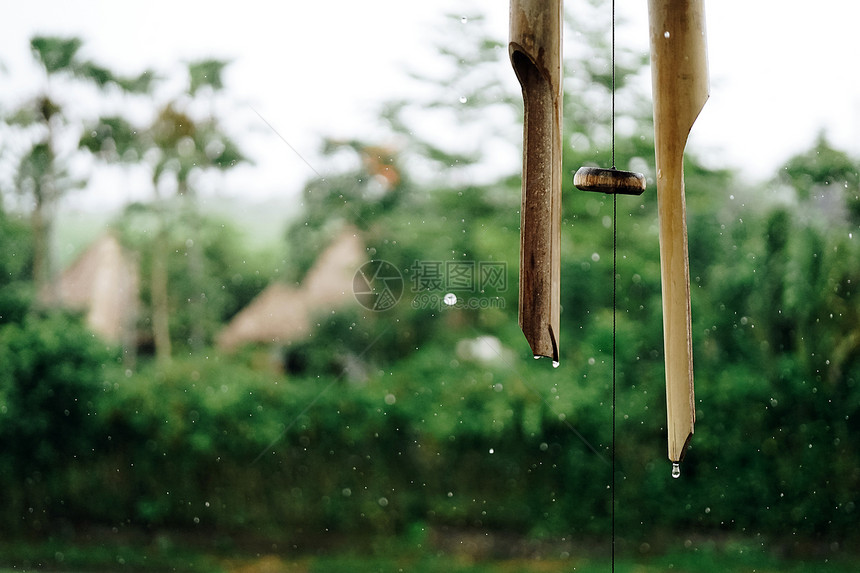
[0,36,151,301]
[80,58,248,362]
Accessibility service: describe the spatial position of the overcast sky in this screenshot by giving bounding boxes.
[2,0,859,210]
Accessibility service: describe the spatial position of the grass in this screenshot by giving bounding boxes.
[0,532,856,573]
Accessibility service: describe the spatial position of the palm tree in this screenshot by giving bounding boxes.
[81,59,246,363]
[3,35,152,300]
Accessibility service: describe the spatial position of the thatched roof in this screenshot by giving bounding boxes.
[217,227,365,352]
[50,233,139,345]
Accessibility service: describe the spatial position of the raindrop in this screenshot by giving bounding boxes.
[461,16,468,24]
[664,31,671,38]
[458,96,468,104]
[591,252,600,262]
[672,462,681,479]
[552,360,560,368]
[443,293,457,306]
[533,355,541,360]
[489,448,494,454]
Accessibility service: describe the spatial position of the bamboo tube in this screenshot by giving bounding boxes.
[509,0,563,363]
[648,0,709,464]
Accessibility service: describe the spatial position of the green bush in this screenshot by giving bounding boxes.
[0,311,117,530]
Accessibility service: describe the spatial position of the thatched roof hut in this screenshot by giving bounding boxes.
[217,227,365,352]
[49,233,139,346]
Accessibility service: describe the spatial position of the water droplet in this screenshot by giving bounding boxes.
[443,293,457,306]
[461,16,468,24]
[671,462,681,479]
[552,360,560,368]
[591,252,600,262]
[458,96,468,104]
[489,448,494,454]
[534,355,541,360]
[664,31,671,38]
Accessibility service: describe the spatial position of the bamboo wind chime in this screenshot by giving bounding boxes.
[509,0,563,366]
[648,0,709,471]
[510,0,708,472]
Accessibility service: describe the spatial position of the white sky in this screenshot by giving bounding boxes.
[1,0,859,210]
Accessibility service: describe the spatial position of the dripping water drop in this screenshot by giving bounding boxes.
[534,355,541,360]
[671,462,681,479]
[552,360,560,368]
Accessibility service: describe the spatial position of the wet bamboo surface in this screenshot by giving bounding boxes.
[648,0,709,463]
[509,0,563,363]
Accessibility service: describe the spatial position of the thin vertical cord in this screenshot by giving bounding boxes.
[611,180,617,573]
[610,1,618,571]
[611,0,616,170]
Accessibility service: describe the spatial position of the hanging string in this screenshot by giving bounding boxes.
[610,0,618,571]
[611,0,616,170]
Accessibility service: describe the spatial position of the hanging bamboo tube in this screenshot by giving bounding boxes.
[648,0,709,466]
[509,0,563,364]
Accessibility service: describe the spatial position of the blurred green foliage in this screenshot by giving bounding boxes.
[112,203,273,353]
[0,5,858,566]
[0,311,115,532]
[0,208,33,325]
